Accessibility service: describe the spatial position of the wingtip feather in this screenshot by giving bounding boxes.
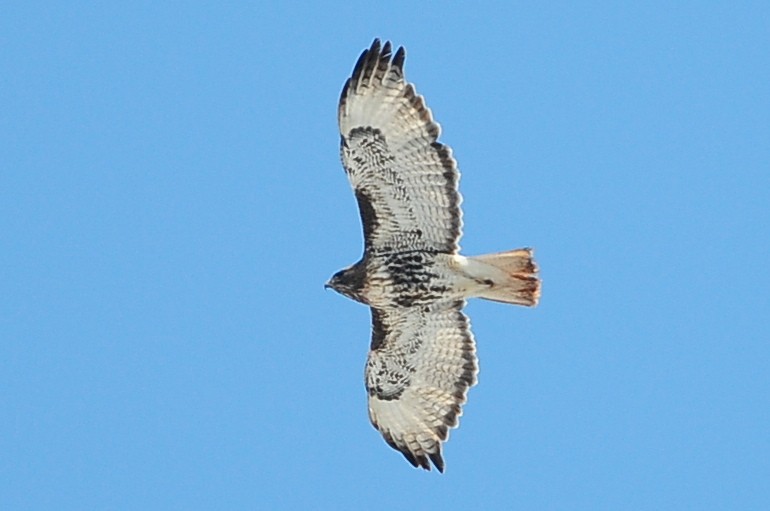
[429,451,445,473]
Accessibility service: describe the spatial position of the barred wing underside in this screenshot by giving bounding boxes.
[366,300,478,472]
[339,39,463,255]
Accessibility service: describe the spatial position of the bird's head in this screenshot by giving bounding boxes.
[325,263,367,303]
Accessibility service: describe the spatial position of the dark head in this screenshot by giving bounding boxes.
[325,262,367,303]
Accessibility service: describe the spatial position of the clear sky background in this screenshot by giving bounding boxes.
[2,2,769,510]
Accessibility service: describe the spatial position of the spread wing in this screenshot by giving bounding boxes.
[365,300,478,472]
[338,39,463,255]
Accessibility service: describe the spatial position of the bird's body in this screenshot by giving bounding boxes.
[331,252,464,308]
[327,39,540,472]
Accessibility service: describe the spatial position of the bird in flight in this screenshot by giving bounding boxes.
[326,39,540,472]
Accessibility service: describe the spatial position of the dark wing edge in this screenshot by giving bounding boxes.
[338,39,463,255]
[365,302,478,472]
[339,39,407,129]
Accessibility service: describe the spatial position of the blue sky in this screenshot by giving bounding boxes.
[2,2,769,510]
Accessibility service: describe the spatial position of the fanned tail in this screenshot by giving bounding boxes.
[467,249,540,306]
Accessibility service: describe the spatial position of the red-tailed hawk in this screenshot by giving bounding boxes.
[326,39,540,472]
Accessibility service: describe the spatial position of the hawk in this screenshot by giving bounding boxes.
[326,39,540,472]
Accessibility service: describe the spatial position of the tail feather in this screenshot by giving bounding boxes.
[467,249,540,306]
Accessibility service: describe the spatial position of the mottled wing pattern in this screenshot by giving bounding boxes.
[339,39,463,255]
[366,300,478,472]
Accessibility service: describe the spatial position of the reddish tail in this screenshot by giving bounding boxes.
[468,249,540,306]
